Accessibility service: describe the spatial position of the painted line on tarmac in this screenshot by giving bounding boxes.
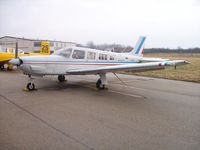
[82,84,144,99]
[109,82,146,91]
[108,90,144,99]
[73,77,144,99]
[77,76,147,91]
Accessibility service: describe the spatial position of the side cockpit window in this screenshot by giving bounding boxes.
[72,50,85,59]
[54,48,72,58]
[60,48,72,58]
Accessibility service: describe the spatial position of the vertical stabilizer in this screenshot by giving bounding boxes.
[129,36,146,56]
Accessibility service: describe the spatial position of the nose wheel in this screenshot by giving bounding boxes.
[26,82,36,91]
[58,75,65,82]
[25,75,36,91]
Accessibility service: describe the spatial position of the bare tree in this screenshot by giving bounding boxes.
[86,41,96,49]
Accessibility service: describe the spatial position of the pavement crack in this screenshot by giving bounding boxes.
[0,94,95,150]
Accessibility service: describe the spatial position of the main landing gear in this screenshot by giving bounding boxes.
[0,64,13,71]
[96,73,107,90]
[58,75,65,82]
[26,75,36,91]
[0,65,4,70]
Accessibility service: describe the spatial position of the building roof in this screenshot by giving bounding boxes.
[0,36,76,44]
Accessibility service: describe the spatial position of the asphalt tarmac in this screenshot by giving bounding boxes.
[0,71,200,150]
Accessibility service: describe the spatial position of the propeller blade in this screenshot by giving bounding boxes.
[15,42,18,59]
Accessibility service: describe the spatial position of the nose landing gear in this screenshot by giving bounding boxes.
[26,82,35,91]
[25,75,36,91]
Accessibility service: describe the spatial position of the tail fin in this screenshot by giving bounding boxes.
[129,36,146,56]
[40,41,50,55]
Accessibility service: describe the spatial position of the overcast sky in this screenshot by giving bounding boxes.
[0,0,200,48]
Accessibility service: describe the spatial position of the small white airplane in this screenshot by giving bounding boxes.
[9,37,189,91]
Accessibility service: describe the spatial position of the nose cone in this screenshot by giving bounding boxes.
[9,58,21,65]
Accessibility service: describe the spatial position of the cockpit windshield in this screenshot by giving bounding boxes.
[53,48,72,58]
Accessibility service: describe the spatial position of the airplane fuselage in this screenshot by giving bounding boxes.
[18,46,142,75]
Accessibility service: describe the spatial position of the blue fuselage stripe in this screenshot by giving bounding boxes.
[22,60,139,64]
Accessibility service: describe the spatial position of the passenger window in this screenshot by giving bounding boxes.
[72,50,85,59]
[87,51,96,60]
[99,53,107,60]
[105,54,107,60]
[99,54,102,60]
[110,56,114,60]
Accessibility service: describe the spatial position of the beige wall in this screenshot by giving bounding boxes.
[0,37,34,52]
[0,37,76,53]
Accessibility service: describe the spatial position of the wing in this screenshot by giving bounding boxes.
[141,57,169,62]
[0,53,14,63]
[66,60,189,75]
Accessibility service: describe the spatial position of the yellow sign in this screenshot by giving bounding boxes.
[40,41,50,54]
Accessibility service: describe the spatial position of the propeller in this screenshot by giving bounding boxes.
[15,42,18,59]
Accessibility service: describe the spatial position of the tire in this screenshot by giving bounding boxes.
[96,79,105,90]
[7,65,13,71]
[0,65,4,70]
[58,75,65,82]
[26,82,35,91]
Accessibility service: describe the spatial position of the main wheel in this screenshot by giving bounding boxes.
[26,82,35,91]
[96,79,105,90]
[0,65,4,70]
[7,64,13,71]
[58,75,65,82]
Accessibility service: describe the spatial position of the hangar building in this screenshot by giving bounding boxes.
[0,36,77,53]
